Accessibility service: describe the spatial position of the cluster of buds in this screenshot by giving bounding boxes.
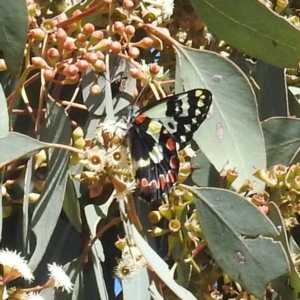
[254,164,300,229]
[253,164,300,189]
[148,194,203,260]
[23,0,175,89]
[27,16,166,86]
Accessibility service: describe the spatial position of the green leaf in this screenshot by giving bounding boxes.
[175,47,266,192]
[29,101,71,271]
[262,117,300,167]
[267,202,300,299]
[123,268,151,300]
[288,89,300,118]
[194,188,289,299]
[252,61,288,120]
[0,84,8,136]
[190,151,220,187]
[0,132,46,168]
[132,225,197,300]
[23,158,33,251]
[0,0,28,76]
[84,200,115,299]
[190,0,300,68]
[63,176,82,233]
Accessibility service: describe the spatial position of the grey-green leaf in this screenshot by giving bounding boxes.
[0,132,46,168]
[194,188,289,299]
[267,202,300,299]
[29,101,71,271]
[190,0,300,68]
[175,47,266,192]
[262,117,300,167]
[252,61,288,120]
[0,0,28,76]
[132,225,197,300]
[0,84,8,136]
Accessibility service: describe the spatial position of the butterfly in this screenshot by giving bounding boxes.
[127,89,212,202]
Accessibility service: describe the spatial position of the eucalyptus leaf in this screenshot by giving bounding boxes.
[194,188,289,299]
[0,132,46,168]
[0,84,8,136]
[175,48,266,192]
[190,0,300,68]
[29,101,71,271]
[262,117,300,167]
[132,225,197,300]
[288,89,300,118]
[252,60,288,120]
[267,202,300,300]
[63,176,82,233]
[0,0,28,75]
[123,267,150,300]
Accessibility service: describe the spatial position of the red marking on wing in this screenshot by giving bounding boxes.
[134,114,147,124]
[166,137,176,151]
[167,170,176,183]
[149,180,158,189]
[140,178,148,187]
[159,174,167,191]
[170,156,179,169]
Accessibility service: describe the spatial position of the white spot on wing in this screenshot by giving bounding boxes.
[184,124,191,132]
[150,145,164,163]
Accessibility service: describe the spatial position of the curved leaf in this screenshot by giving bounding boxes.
[262,117,300,167]
[175,48,266,192]
[194,188,289,299]
[63,176,82,233]
[0,132,46,168]
[190,0,300,68]
[268,202,300,299]
[132,225,197,300]
[252,60,288,120]
[123,267,150,300]
[0,0,28,76]
[0,84,8,136]
[29,101,71,270]
[85,199,115,299]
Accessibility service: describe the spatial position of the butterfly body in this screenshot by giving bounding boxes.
[127,89,212,202]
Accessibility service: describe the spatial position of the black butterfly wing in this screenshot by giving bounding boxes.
[129,89,212,202]
[128,115,179,202]
[137,89,212,149]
